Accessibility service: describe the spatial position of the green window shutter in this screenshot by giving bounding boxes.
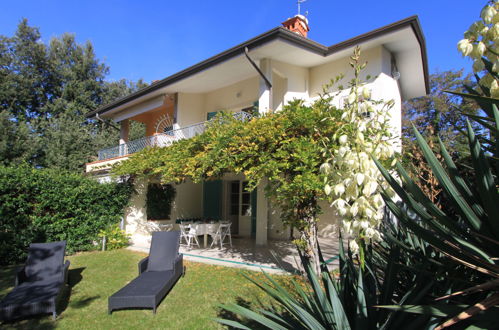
[207,111,218,120]
[203,180,223,219]
[252,101,259,116]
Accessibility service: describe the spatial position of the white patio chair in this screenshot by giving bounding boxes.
[185,224,201,249]
[179,223,190,246]
[206,223,220,248]
[210,222,232,249]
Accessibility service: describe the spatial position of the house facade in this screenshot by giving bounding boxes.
[85,15,429,248]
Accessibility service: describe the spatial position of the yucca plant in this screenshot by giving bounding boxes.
[215,235,442,330]
[374,87,499,328]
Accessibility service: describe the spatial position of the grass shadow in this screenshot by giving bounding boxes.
[69,295,100,309]
[57,267,86,313]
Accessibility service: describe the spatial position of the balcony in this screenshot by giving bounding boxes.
[96,111,252,161]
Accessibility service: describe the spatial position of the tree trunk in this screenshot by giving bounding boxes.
[299,217,321,275]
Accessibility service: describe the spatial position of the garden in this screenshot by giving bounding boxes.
[0,249,291,329]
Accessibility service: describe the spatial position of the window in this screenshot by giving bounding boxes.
[230,181,240,216]
[241,181,251,216]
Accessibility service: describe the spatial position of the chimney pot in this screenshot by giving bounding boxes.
[281,15,310,38]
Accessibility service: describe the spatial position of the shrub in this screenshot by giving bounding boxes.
[98,224,131,250]
[0,165,132,265]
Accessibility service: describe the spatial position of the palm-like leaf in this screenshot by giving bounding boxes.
[374,88,499,328]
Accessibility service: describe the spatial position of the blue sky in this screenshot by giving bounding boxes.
[0,0,484,83]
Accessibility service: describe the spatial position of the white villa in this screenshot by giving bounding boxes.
[85,15,429,263]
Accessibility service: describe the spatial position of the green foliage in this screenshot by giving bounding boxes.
[402,70,479,157]
[0,165,132,265]
[0,19,147,171]
[374,63,499,328]
[114,99,339,230]
[146,183,176,220]
[0,111,36,165]
[216,236,448,329]
[98,224,131,250]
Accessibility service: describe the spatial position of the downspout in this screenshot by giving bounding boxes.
[95,113,120,131]
[244,47,272,90]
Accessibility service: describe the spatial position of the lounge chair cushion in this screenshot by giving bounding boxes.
[25,241,66,280]
[113,271,174,298]
[147,231,179,272]
[1,278,61,306]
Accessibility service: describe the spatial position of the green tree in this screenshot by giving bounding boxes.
[402,70,478,157]
[0,19,148,170]
[0,112,36,165]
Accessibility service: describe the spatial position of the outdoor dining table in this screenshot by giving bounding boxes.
[188,223,220,248]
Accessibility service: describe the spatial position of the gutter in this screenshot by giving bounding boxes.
[94,113,120,131]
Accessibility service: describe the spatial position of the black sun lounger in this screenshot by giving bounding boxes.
[108,231,184,314]
[0,241,70,321]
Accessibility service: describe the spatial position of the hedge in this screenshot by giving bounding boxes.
[0,166,132,265]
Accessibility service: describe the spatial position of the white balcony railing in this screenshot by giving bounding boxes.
[97,111,252,161]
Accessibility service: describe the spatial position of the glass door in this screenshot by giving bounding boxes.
[226,180,255,237]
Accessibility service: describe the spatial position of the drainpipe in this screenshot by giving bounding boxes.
[244,47,272,90]
[95,113,120,131]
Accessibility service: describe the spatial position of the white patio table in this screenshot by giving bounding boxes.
[189,223,220,248]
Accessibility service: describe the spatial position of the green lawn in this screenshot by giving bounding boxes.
[0,249,287,329]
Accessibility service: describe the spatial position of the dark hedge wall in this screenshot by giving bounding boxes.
[146,183,176,220]
[0,166,132,265]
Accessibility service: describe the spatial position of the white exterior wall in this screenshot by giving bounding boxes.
[268,204,290,240]
[123,176,149,247]
[176,93,205,127]
[272,60,309,107]
[205,77,259,113]
[170,179,203,221]
[310,47,384,97]
[372,46,402,152]
[317,201,341,239]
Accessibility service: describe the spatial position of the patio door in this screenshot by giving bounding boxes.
[226,180,255,237]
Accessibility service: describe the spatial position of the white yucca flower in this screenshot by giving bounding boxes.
[458,39,474,56]
[355,173,365,186]
[481,5,497,24]
[364,207,374,218]
[324,184,332,195]
[339,135,348,144]
[347,92,356,104]
[472,41,487,58]
[365,227,376,239]
[362,180,378,196]
[338,146,348,157]
[350,202,359,216]
[333,183,345,196]
[349,240,359,254]
[320,162,331,174]
[362,87,371,99]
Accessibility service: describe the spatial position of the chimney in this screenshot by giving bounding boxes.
[281,15,310,38]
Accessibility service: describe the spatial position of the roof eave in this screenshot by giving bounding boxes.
[87,15,429,118]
